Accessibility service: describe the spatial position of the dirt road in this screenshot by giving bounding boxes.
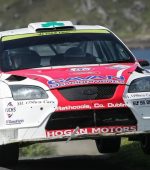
[53,139,100,155]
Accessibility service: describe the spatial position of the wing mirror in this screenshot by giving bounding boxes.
[138,59,150,67]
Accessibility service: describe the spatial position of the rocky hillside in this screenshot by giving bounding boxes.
[0,0,150,47]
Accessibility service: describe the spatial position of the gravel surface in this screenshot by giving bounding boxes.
[0,140,147,170]
[53,139,100,156]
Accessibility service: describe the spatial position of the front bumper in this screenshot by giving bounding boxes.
[2,85,150,145]
[125,92,150,132]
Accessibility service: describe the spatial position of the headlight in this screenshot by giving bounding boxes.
[128,77,150,93]
[10,85,48,100]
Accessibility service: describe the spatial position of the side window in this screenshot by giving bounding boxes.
[115,43,130,60]
[30,45,55,56]
[84,41,101,62]
[30,45,56,67]
[85,41,98,57]
[102,41,116,59]
[94,40,131,62]
[54,43,81,54]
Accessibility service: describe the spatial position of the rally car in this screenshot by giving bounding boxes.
[0,20,150,167]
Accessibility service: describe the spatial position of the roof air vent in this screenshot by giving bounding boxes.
[28,21,75,32]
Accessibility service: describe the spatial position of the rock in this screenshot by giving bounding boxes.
[133,1,145,11]
[14,13,20,19]
[97,6,107,21]
[28,0,33,5]
[80,0,96,14]
[0,21,3,28]
[122,8,141,24]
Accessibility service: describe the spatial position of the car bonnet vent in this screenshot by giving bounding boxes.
[28,21,75,32]
[6,75,26,82]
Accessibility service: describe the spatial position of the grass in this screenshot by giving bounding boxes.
[19,142,56,158]
[107,138,150,170]
[18,138,150,169]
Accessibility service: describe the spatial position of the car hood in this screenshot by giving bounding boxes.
[6,63,138,89]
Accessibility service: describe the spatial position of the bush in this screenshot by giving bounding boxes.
[19,143,56,158]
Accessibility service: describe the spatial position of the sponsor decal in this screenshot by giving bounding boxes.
[126,93,150,99]
[17,100,53,106]
[48,75,125,89]
[57,103,126,111]
[93,103,105,108]
[3,30,109,41]
[5,102,16,118]
[70,68,91,72]
[107,103,126,108]
[46,125,137,137]
[6,119,24,125]
[133,99,150,106]
[7,102,13,107]
[111,65,130,70]
[56,104,91,111]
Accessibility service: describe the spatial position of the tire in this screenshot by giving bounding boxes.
[0,143,19,168]
[95,137,121,153]
[141,135,150,154]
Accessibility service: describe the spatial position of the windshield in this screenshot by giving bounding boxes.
[1,32,135,72]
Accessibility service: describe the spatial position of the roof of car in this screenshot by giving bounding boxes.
[0,21,109,38]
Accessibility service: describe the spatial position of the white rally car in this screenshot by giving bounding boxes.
[0,21,150,167]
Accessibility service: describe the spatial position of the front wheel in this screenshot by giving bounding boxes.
[141,135,150,154]
[95,137,121,153]
[0,143,19,168]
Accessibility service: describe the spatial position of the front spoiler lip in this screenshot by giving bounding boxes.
[41,130,150,141]
[10,130,150,145]
[45,131,144,141]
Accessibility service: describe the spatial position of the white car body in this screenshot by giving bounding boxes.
[0,21,150,167]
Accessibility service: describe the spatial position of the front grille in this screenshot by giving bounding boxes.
[95,109,136,126]
[59,85,117,101]
[46,110,94,130]
[45,108,137,130]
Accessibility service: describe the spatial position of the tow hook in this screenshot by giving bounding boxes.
[66,126,79,143]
